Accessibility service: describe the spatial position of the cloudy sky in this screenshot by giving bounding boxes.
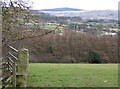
[30,0,119,10]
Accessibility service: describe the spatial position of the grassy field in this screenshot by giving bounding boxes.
[27,64,118,87]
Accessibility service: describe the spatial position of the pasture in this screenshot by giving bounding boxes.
[27,64,118,87]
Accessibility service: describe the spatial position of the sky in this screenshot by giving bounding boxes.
[30,0,119,10]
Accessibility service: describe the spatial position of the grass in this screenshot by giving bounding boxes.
[27,64,118,87]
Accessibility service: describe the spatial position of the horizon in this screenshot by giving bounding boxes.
[37,7,118,11]
[30,0,119,10]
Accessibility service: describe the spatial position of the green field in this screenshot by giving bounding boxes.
[27,64,118,87]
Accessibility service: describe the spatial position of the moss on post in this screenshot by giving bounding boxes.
[16,48,29,87]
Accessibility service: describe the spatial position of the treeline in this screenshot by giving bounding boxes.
[12,30,118,63]
[31,10,82,24]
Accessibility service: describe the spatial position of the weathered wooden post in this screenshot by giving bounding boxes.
[0,3,2,88]
[16,48,29,87]
[13,62,16,88]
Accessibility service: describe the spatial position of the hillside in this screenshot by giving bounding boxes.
[40,7,83,11]
[40,9,117,20]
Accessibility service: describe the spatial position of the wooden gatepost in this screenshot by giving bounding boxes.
[0,46,29,89]
[16,48,29,88]
[0,1,2,89]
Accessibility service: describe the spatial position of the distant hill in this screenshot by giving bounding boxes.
[40,10,117,20]
[40,7,83,11]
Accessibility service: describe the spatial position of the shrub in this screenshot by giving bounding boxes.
[87,50,102,63]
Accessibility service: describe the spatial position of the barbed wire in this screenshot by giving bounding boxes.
[2,23,63,44]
